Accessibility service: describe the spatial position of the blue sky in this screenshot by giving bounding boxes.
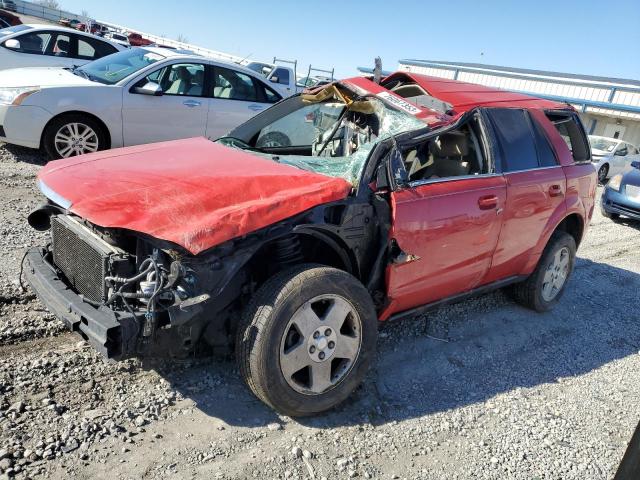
[60,0,640,80]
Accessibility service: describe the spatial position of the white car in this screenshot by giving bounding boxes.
[0,24,125,71]
[0,47,283,158]
[103,32,130,47]
[589,135,640,183]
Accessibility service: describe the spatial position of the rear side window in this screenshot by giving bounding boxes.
[544,111,590,163]
[530,118,558,167]
[486,108,539,172]
[77,36,117,60]
[213,66,258,102]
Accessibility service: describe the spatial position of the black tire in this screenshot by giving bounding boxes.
[42,113,109,160]
[235,264,377,416]
[508,231,577,312]
[597,164,609,184]
[256,131,291,148]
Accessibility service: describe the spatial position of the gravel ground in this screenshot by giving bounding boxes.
[0,143,638,479]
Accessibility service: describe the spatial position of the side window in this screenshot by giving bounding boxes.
[486,108,539,172]
[77,36,117,60]
[255,80,281,104]
[530,117,558,167]
[403,117,489,183]
[615,144,628,156]
[213,66,258,102]
[50,34,71,57]
[13,31,53,55]
[141,63,206,97]
[272,67,289,85]
[544,111,590,163]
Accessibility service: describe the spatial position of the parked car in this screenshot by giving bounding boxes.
[601,160,640,221]
[23,71,596,416]
[0,0,16,12]
[0,8,21,26]
[0,24,125,70]
[128,32,152,47]
[246,61,300,97]
[588,135,640,183]
[0,47,282,158]
[103,31,129,47]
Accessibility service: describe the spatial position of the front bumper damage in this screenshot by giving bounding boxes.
[24,247,139,360]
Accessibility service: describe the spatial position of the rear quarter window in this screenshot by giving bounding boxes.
[544,111,590,163]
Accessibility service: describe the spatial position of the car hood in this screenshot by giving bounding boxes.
[0,67,95,88]
[37,137,352,255]
[623,167,640,187]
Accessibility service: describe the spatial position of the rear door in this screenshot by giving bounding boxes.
[122,61,210,146]
[481,108,567,282]
[206,65,280,140]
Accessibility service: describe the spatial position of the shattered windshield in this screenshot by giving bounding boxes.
[220,86,425,186]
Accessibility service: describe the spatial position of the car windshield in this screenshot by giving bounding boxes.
[589,136,618,153]
[76,48,165,85]
[0,25,31,37]
[219,86,426,186]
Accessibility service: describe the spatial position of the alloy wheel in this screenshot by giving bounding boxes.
[541,246,570,302]
[598,165,609,184]
[54,122,99,158]
[279,294,362,395]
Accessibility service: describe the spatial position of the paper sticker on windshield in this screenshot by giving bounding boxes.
[376,92,421,115]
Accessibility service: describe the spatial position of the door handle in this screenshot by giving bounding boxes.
[478,195,498,210]
[548,184,563,197]
[183,100,201,107]
[248,104,264,112]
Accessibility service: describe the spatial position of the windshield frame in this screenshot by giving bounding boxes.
[76,48,167,86]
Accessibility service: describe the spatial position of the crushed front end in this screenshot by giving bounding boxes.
[24,211,221,360]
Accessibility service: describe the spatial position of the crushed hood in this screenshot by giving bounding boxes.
[37,137,352,254]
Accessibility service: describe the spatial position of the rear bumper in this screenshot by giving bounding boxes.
[24,247,139,360]
[601,187,640,221]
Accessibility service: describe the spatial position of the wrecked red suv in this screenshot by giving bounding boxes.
[25,73,597,416]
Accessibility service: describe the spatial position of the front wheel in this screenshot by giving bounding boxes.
[508,231,576,312]
[42,114,108,160]
[236,264,378,416]
[597,164,609,184]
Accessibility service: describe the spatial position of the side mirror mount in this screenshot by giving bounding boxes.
[631,161,640,169]
[4,39,20,50]
[133,81,163,96]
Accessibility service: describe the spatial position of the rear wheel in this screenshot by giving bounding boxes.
[508,231,576,312]
[597,164,609,184]
[236,264,377,416]
[43,114,108,160]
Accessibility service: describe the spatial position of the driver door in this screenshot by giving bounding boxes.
[122,62,210,146]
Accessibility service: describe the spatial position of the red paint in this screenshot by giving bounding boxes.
[382,175,507,317]
[38,137,352,255]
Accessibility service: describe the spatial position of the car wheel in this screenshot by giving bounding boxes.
[236,264,378,416]
[597,164,609,184]
[508,231,576,312]
[43,114,108,160]
[256,131,291,148]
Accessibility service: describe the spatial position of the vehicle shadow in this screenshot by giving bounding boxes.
[151,256,640,428]
[2,143,48,166]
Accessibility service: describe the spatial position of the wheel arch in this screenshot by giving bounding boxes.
[40,110,112,150]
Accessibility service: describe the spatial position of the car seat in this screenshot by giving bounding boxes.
[54,39,69,57]
[187,69,204,96]
[166,66,193,95]
[430,131,472,177]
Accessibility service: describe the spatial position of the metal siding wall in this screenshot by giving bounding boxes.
[580,113,640,146]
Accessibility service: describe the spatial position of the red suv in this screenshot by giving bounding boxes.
[25,72,596,416]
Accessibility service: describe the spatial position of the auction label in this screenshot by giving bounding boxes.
[376,92,421,115]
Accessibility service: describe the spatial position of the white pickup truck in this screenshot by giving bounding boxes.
[246,61,301,97]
